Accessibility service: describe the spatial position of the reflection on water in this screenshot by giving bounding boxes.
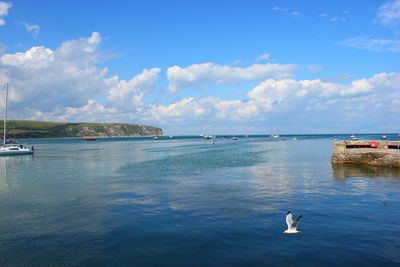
[0,157,7,191]
[332,163,400,180]
[0,155,34,192]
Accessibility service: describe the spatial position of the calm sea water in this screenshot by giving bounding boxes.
[0,134,399,266]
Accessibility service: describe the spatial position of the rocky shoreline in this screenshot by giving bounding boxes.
[2,120,163,139]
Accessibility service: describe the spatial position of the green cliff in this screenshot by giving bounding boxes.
[1,120,163,138]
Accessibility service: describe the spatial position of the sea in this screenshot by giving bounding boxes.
[0,134,399,266]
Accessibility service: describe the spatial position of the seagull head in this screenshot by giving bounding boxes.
[287,211,291,215]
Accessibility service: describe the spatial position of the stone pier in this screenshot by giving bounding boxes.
[331,141,400,167]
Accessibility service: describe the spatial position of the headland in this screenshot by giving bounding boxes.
[0,120,163,138]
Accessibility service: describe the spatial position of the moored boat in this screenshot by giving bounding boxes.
[350,134,359,141]
[202,135,214,140]
[1,83,34,156]
[0,144,34,155]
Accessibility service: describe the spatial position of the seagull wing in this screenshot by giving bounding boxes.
[291,215,303,229]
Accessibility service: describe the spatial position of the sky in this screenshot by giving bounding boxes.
[0,0,400,135]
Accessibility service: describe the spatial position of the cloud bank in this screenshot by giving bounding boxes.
[1,32,399,134]
[149,73,400,123]
[167,62,296,92]
[0,32,160,123]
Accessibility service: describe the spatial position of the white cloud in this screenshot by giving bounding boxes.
[0,32,161,124]
[377,0,400,26]
[58,100,118,122]
[0,1,11,26]
[148,97,217,121]
[20,22,40,37]
[0,1,10,16]
[56,31,101,60]
[255,53,270,62]
[107,67,160,108]
[167,62,296,92]
[215,99,259,119]
[339,37,400,52]
[149,73,400,123]
[1,46,55,69]
[246,73,399,114]
[342,79,373,95]
[0,32,107,112]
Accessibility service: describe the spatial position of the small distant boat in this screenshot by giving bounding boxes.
[1,83,34,156]
[270,127,279,138]
[381,135,387,140]
[154,136,162,140]
[293,137,297,141]
[232,136,238,140]
[83,136,96,141]
[351,135,359,141]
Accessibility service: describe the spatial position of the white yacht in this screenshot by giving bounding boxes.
[202,135,214,140]
[0,83,34,156]
[351,134,359,141]
[270,126,279,138]
[0,144,33,155]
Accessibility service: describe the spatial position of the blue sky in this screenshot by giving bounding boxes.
[0,0,400,134]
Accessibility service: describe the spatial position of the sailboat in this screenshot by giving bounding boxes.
[270,127,279,138]
[0,83,34,156]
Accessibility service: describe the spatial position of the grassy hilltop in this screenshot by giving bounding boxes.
[1,120,163,138]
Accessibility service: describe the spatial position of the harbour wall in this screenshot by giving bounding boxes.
[331,141,400,167]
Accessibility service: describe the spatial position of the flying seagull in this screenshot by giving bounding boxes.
[284,211,303,234]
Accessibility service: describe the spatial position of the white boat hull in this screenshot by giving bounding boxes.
[0,146,34,156]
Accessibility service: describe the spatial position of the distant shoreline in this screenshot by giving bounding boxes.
[1,120,163,139]
[4,133,399,140]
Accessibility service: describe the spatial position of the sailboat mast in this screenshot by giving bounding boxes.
[3,83,8,146]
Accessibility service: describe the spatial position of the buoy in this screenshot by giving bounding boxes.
[370,141,378,148]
